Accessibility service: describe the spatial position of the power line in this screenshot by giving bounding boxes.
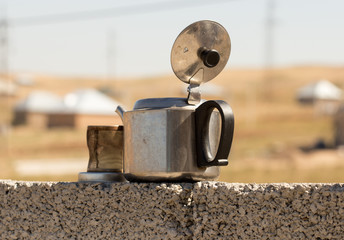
[9,0,237,27]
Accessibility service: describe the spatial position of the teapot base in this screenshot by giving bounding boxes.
[124,167,219,182]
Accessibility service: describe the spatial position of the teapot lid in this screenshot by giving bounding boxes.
[133,98,205,110]
[170,20,231,105]
[171,20,231,85]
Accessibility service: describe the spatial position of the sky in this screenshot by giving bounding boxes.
[3,0,344,78]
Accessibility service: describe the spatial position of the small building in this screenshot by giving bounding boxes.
[61,89,122,128]
[13,89,123,129]
[296,80,342,115]
[13,91,64,127]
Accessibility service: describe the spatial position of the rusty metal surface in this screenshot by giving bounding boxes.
[86,125,123,172]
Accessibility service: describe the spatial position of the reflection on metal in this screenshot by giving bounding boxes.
[187,68,203,105]
[187,83,201,105]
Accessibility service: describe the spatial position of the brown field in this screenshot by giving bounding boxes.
[1,65,344,182]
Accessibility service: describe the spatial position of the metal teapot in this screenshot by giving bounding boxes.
[116,20,234,182]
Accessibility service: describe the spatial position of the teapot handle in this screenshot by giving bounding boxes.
[195,100,234,167]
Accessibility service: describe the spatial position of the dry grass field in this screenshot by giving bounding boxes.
[1,65,344,182]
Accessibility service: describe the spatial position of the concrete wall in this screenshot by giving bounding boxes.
[1,180,344,239]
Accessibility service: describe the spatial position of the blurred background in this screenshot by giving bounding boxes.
[0,0,344,182]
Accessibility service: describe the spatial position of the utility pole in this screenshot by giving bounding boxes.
[264,0,275,99]
[0,0,11,177]
[0,1,8,78]
[265,0,275,70]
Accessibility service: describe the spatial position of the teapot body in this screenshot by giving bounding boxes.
[123,106,221,182]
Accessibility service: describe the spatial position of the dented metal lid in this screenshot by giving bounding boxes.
[170,20,231,85]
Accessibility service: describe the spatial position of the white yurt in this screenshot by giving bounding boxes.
[60,89,122,128]
[13,91,64,127]
[13,89,122,129]
[296,80,342,115]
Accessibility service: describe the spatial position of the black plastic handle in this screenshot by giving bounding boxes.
[195,100,234,167]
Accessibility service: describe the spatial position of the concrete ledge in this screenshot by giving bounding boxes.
[1,181,344,239]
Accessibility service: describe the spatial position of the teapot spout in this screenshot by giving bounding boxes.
[116,105,126,122]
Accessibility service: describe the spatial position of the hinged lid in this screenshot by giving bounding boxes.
[171,20,231,87]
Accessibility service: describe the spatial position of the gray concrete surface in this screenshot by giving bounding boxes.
[1,180,344,239]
